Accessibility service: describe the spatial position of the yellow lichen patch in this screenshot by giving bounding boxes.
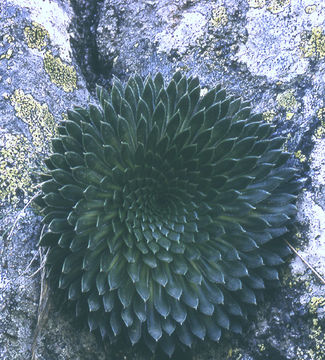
[267,0,290,14]
[247,0,266,8]
[286,111,294,120]
[0,133,34,206]
[24,21,49,51]
[4,34,14,43]
[300,27,325,59]
[305,5,316,14]
[43,51,77,92]
[276,90,297,118]
[309,297,325,314]
[258,343,266,351]
[315,107,325,139]
[10,89,56,154]
[294,150,307,163]
[263,109,276,123]
[210,6,228,28]
[0,48,13,60]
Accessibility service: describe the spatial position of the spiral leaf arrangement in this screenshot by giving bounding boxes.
[36,72,299,356]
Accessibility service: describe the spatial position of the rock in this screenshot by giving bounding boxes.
[1,0,324,359]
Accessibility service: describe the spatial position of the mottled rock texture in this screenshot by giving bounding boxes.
[0,0,324,359]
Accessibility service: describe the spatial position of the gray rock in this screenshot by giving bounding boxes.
[1,0,324,359]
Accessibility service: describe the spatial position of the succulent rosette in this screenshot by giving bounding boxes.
[36,72,299,356]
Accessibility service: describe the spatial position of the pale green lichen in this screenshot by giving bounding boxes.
[267,0,290,14]
[309,297,325,314]
[314,107,325,139]
[247,0,266,8]
[24,21,49,50]
[294,150,307,163]
[0,134,34,206]
[210,6,228,28]
[305,5,317,14]
[0,48,13,60]
[10,89,56,154]
[263,109,276,123]
[43,51,77,92]
[300,27,325,59]
[277,90,297,120]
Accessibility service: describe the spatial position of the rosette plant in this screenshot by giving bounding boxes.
[36,72,299,356]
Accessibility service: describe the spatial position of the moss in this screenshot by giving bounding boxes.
[247,0,266,8]
[210,6,228,28]
[0,134,34,206]
[305,5,317,14]
[43,51,77,92]
[263,110,276,123]
[267,0,290,14]
[10,89,56,154]
[24,21,49,50]
[300,27,325,59]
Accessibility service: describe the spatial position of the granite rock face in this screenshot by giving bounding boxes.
[1,0,324,359]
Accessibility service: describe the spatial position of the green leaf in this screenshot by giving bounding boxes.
[96,272,107,295]
[203,316,221,341]
[108,257,126,290]
[152,101,166,133]
[181,281,199,309]
[110,310,122,336]
[170,297,187,324]
[65,151,84,167]
[68,280,80,301]
[135,268,150,302]
[238,285,257,304]
[176,322,193,347]
[128,317,142,345]
[161,317,176,336]
[49,218,70,233]
[133,294,147,322]
[88,292,101,312]
[103,291,115,312]
[62,252,81,273]
[81,270,96,293]
[51,169,72,185]
[201,280,224,304]
[188,312,206,340]
[111,85,122,113]
[59,184,83,201]
[121,307,134,327]
[153,284,170,318]
[198,88,216,110]
[38,231,59,247]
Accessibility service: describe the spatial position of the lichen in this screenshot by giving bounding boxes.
[294,150,307,163]
[0,134,34,206]
[300,27,325,59]
[309,297,325,314]
[263,110,276,123]
[305,5,317,14]
[314,107,325,139]
[10,89,56,154]
[267,0,290,14]
[276,90,297,120]
[247,0,266,8]
[43,51,77,92]
[24,21,49,50]
[210,6,228,28]
[0,48,13,60]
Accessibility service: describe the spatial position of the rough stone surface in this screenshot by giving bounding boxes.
[0,0,324,359]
